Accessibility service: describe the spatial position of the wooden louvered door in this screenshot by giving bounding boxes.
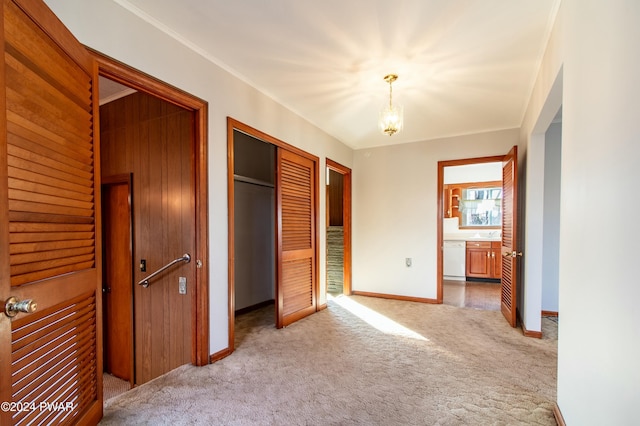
[501,146,518,327]
[276,149,317,328]
[0,0,102,425]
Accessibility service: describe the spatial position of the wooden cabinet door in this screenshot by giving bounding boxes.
[492,242,502,279]
[466,245,491,278]
[0,0,102,424]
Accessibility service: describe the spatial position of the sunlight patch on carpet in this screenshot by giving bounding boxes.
[329,295,428,341]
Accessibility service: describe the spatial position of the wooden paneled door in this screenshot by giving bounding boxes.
[0,0,103,424]
[501,146,519,327]
[102,176,133,383]
[276,149,317,328]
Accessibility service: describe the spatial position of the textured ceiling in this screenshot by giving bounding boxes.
[114,0,560,149]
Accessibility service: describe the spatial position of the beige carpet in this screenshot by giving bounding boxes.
[101,295,557,425]
[103,373,131,401]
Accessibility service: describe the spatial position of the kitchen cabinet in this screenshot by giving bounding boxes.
[466,241,501,280]
[443,185,462,221]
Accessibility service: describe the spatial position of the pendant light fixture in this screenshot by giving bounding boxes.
[379,74,403,136]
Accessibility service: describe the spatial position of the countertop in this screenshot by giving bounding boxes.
[444,233,501,242]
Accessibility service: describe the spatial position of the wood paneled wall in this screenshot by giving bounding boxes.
[100,91,194,384]
[328,169,343,226]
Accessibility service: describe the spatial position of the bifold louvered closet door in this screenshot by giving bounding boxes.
[0,0,102,425]
[276,149,316,328]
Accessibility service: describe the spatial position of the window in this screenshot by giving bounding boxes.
[460,186,502,227]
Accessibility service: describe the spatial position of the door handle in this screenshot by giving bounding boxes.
[502,251,523,258]
[4,296,37,318]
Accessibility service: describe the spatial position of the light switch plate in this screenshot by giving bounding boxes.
[179,276,187,294]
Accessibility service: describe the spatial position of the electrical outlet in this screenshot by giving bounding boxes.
[179,277,187,294]
[405,258,412,267]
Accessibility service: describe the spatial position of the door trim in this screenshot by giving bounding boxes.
[227,118,319,350]
[325,159,352,299]
[90,49,210,366]
[436,155,504,303]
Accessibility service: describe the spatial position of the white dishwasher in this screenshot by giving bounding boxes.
[443,240,466,280]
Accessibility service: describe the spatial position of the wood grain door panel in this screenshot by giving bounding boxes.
[0,0,102,424]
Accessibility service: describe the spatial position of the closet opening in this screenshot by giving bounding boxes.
[232,130,277,328]
[228,118,319,352]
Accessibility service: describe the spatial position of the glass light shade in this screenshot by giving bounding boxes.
[379,103,403,136]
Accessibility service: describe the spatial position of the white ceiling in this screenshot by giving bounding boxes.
[113,0,560,149]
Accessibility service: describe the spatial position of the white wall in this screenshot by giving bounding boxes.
[519,1,564,335]
[444,162,502,184]
[353,129,518,299]
[541,122,561,313]
[44,0,353,355]
[558,0,640,423]
[522,0,640,423]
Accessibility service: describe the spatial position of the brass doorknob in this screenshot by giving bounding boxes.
[5,296,37,318]
[502,251,523,258]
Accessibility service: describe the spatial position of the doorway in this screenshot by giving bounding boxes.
[437,149,519,328]
[326,159,352,297]
[232,130,276,320]
[94,51,210,385]
[441,161,503,311]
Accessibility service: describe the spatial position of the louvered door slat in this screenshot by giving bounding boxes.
[8,155,93,188]
[8,132,93,172]
[11,253,94,276]
[3,6,91,104]
[7,110,93,155]
[6,86,91,143]
[8,144,92,180]
[10,231,94,243]
[14,325,95,403]
[9,166,93,195]
[10,238,94,254]
[11,294,97,425]
[9,178,94,202]
[5,53,91,127]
